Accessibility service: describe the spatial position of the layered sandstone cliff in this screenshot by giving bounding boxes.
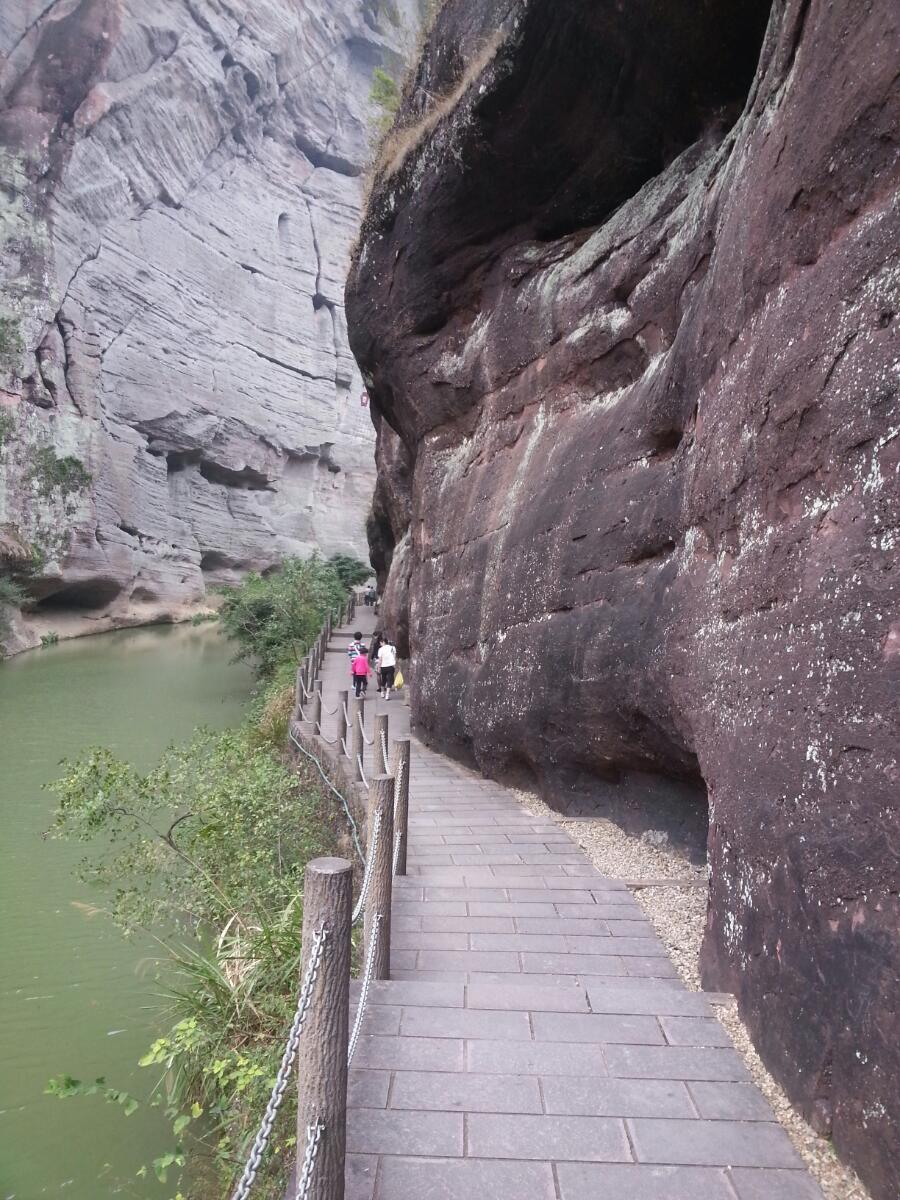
[0,0,420,652]
[347,1,900,1194]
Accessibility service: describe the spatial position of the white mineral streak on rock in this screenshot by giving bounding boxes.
[0,0,419,650]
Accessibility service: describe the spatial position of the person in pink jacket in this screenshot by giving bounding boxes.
[351,650,371,698]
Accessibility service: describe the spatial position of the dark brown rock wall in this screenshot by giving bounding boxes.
[347,0,900,1193]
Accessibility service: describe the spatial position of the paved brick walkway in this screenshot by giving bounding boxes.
[315,611,825,1200]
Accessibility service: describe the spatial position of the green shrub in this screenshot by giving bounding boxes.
[218,555,347,679]
[327,552,371,590]
[370,66,400,130]
[0,315,23,375]
[0,575,25,639]
[40,630,59,647]
[0,408,15,450]
[49,725,339,1196]
[29,446,92,499]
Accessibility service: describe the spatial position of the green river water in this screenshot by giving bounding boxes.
[0,623,255,1200]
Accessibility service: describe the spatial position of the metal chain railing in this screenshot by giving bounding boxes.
[347,913,383,1066]
[231,928,328,1200]
[392,830,403,876]
[294,1119,324,1200]
[351,808,382,926]
[288,726,364,864]
[393,755,405,804]
[357,711,373,745]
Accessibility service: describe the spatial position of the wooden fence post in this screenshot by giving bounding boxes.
[295,665,306,719]
[365,775,394,981]
[311,687,322,734]
[296,856,352,1200]
[392,738,410,877]
[374,713,389,776]
[336,690,349,756]
[351,697,365,781]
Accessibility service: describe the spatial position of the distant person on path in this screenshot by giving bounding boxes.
[348,631,366,690]
[369,629,384,689]
[364,583,376,607]
[377,635,398,700]
[351,649,371,697]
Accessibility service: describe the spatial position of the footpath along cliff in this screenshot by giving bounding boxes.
[346,1,900,1196]
[0,0,420,653]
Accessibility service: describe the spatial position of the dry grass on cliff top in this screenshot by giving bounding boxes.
[512,786,872,1200]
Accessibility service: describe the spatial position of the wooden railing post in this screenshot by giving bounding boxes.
[365,775,394,980]
[296,856,352,1200]
[350,697,365,781]
[392,738,410,877]
[295,665,306,719]
[311,687,322,734]
[374,713,389,776]
[336,690,349,756]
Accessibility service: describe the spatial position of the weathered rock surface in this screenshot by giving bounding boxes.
[0,0,420,650]
[347,1,900,1194]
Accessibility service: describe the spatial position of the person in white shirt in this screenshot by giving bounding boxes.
[376,637,398,700]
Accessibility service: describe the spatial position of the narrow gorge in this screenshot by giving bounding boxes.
[0,0,420,654]
[347,1,899,1195]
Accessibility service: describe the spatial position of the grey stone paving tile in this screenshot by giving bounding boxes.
[534,853,593,864]
[392,969,465,982]
[687,1082,777,1122]
[468,1039,608,1076]
[390,949,418,971]
[467,981,590,1012]
[401,1005,532,1041]
[392,930,470,951]
[660,1016,734,1047]
[395,901,468,916]
[470,932,567,952]
[357,980,466,1009]
[605,1044,750,1082]
[452,853,523,865]
[521,952,628,976]
[542,1076,694,1118]
[568,934,667,957]
[509,888,607,904]
[352,1004,401,1036]
[439,832,512,844]
[625,956,679,978]
[469,900,557,916]
[466,1112,631,1162]
[348,1106,463,1156]
[557,901,643,919]
[394,914,422,931]
[346,1153,377,1200]
[509,832,573,843]
[348,1070,391,1109]
[556,1163,734,1200]
[390,1070,543,1113]
[532,1011,665,1045]
[417,949,521,972]
[516,916,611,936]
[466,971,586,988]
[410,834,449,845]
[422,915,515,933]
[607,919,658,936]
[728,1167,826,1199]
[491,863,568,876]
[629,1117,803,1168]
[425,887,508,902]
[563,864,608,877]
[352,1035,464,1072]
[375,1156,556,1200]
[585,982,711,1017]
[408,853,456,864]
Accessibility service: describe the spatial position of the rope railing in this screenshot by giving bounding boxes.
[347,912,382,1066]
[357,711,373,745]
[351,808,382,925]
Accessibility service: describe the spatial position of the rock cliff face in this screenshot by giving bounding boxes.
[347,1,900,1194]
[0,0,420,652]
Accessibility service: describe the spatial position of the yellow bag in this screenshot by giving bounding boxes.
[394,668,404,689]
